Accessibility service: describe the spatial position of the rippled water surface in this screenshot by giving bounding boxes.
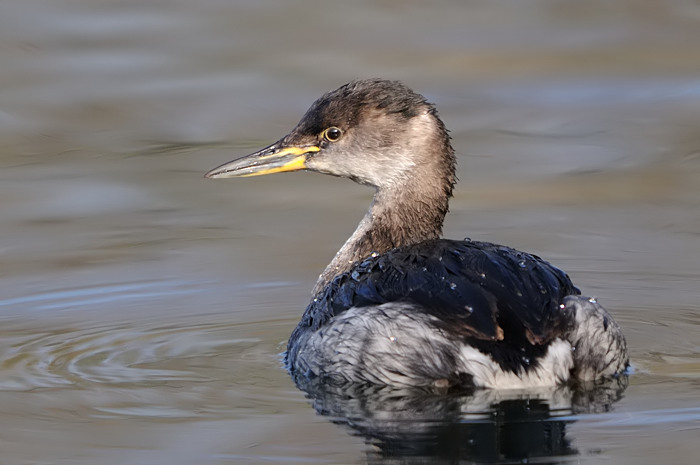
[1,1,700,464]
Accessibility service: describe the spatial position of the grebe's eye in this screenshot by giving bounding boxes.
[323,127,343,142]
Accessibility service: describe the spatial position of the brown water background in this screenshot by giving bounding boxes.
[1,1,699,464]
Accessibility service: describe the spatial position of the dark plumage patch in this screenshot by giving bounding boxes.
[288,239,580,373]
[292,79,446,143]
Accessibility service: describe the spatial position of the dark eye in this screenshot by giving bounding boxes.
[323,127,343,142]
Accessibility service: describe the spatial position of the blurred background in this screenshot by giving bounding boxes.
[1,1,699,464]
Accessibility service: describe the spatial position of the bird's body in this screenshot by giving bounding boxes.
[206,79,628,389]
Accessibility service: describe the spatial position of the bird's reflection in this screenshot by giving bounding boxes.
[294,374,628,464]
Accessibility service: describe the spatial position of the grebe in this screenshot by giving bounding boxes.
[206,79,628,389]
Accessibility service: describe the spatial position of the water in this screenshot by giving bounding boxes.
[1,1,699,463]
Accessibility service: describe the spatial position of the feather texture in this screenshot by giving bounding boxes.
[287,239,581,376]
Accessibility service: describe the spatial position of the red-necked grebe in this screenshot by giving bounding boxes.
[206,79,628,389]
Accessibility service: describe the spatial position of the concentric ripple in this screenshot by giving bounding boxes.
[0,321,266,391]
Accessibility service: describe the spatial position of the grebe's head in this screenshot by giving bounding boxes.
[205,79,454,191]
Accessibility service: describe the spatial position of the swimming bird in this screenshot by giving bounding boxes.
[205,79,628,389]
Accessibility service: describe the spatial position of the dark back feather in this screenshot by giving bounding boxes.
[291,239,579,354]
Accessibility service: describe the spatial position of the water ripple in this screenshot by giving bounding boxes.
[0,321,263,391]
[0,280,202,311]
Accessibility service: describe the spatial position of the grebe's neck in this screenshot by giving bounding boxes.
[312,163,454,295]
